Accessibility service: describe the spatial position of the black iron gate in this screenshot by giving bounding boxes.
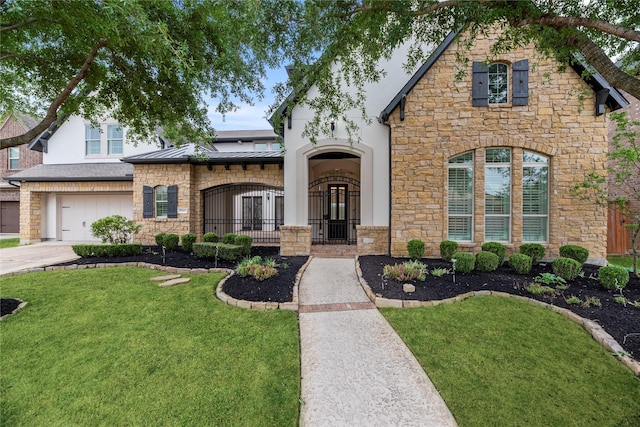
[308,176,360,244]
[203,184,284,244]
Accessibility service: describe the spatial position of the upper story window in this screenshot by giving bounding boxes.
[472,60,529,107]
[8,147,19,170]
[488,63,508,104]
[85,126,101,155]
[85,123,125,157]
[255,142,268,151]
[107,125,123,155]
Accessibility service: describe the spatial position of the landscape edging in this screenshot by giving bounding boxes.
[354,256,640,377]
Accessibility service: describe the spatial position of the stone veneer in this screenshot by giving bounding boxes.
[387,32,609,260]
[356,225,389,255]
[280,226,311,256]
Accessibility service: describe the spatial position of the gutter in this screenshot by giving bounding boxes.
[8,180,20,188]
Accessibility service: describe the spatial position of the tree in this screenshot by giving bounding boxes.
[2,0,639,149]
[572,110,640,277]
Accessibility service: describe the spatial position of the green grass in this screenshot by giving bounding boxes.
[0,238,19,249]
[382,296,640,427]
[607,255,636,269]
[0,267,300,426]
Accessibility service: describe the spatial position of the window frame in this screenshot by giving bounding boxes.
[522,151,549,243]
[8,147,19,170]
[85,125,102,156]
[484,148,512,242]
[107,125,124,155]
[488,63,509,105]
[447,152,474,242]
[155,185,168,218]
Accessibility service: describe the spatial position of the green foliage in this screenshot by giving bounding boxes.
[552,257,582,281]
[235,256,279,281]
[71,244,142,257]
[598,266,630,290]
[155,233,167,247]
[565,295,581,305]
[162,234,179,251]
[202,232,218,243]
[559,245,589,264]
[509,253,533,275]
[519,244,546,264]
[181,233,197,253]
[192,242,243,261]
[526,284,556,296]
[451,252,475,274]
[407,239,425,260]
[90,215,140,244]
[440,240,459,262]
[222,233,238,244]
[234,235,253,257]
[0,238,20,249]
[475,251,500,272]
[534,273,567,287]
[383,260,428,281]
[481,242,506,265]
[430,267,451,277]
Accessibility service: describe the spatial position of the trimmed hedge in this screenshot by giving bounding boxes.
[552,257,582,281]
[440,240,459,262]
[192,242,243,261]
[452,252,475,273]
[72,244,142,257]
[155,233,167,247]
[598,266,630,290]
[222,233,238,244]
[519,243,545,264]
[234,235,252,257]
[202,232,218,243]
[181,233,197,253]
[559,245,589,264]
[481,242,507,265]
[509,253,533,274]
[407,239,425,260]
[476,251,500,272]
[163,233,179,251]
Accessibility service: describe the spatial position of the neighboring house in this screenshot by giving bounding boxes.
[0,113,43,233]
[607,92,640,255]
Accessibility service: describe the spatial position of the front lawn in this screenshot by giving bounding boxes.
[0,267,300,426]
[0,238,19,249]
[382,296,640,427]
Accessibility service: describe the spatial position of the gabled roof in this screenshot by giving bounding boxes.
[28,115,69,153]
[3,163,133,182]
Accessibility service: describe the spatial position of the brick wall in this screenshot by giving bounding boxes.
[388,32,609,260]
[1,115,43,203]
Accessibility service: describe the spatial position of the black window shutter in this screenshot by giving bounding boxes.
[512,59,529,106]
[143,186,153,218]
[168,185,178,218]
[472,62,489,106]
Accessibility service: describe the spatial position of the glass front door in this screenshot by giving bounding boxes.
[328,185,347,240]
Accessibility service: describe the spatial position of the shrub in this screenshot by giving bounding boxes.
[234,235,252,257]
[598,266,630,290]
[90,215,141,244]
[559,245,589,264]
[476,251,500,272]
[71,244,142,257]
[236,256,279,281]
[431,267,451,277]
[534,273,566,287]
[192,242,243,261]
[509,253,532,274]
[440,240,459,262]
[519,243,546,264]
[155,233,167,247]
[481,242,507,265]
[407,239,425,260]
[181,233,197,253]
[383,260,428,281]
[222,233,238,244]
[202,232,218,243]
[162,234,179,251]
[552,257,582,281]
[451,252,475,273]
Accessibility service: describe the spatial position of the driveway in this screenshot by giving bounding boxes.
[0,241,80,276]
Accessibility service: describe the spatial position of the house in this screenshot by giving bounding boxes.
[6,28,628,263]
[0,113,43,233]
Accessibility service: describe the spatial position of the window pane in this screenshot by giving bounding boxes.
[523,150,548,163]
[486,148,511,163]
[523,166,548,214]
[485,167,511,214]
[449,152,473,164]
[488,63,508,104]
[8,147,19,169]
[448,153,473,241]
[85,125,101,155]
[523,217,548,242]
[255,143,267,151]
[107,125,123,155]
[485,216,510,241]
[85,126,101,140]
[155,186,168,217]
[448,217,472,241]
[271,142,282,152]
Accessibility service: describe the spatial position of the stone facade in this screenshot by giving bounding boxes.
[387,32,609,260]
[356,225,389,255]
[280,225,311,256]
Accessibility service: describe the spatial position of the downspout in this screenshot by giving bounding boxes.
[8,180,20,188]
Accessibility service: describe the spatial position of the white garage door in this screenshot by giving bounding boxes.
[60,194,133,242]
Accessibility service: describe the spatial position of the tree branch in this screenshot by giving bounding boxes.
[0,40,108,149]
[1,18,61,33]
[514,15,640,43]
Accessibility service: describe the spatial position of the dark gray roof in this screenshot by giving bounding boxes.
[215,129,278,142]
[3,163,133,182]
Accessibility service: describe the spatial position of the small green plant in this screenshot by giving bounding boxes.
[90,215,141,244]
[526,283,556,295]
[534,273,567,286]
[383,260,428,281]
[451,252,475,273]
[519,243,545,264]
[162,233,179,251]
[509,253,533,274]
[430,267,451,277]
[440,240,459,262]
[202,232,218,243]
[234,235,252,257]
[559,245,589,264]
[476,251,500,272]
[597,265,630,290]
[552,257,582,281]
[614,296,627,306]
[155,233,167,247]
[235,256,281,281]
[565,295,581,305]
[222,233,238,244]
[181,233,197,253]
[407,239,425,260]
[582,296,601,308]
[481,242,507,265]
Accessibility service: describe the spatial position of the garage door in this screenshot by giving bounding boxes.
[0,201,19,233]
[60,194,133,241]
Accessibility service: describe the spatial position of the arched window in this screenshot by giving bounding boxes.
[448,152,474,241]
[488,63,509,104]
[155,186,168,218]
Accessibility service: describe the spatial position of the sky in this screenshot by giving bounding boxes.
[207,67,289,131]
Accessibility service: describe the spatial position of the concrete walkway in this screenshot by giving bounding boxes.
[298,257,458,426]
[0,241,80,276]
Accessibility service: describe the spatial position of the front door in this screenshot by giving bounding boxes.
[328,185,347,240]
[242,196,263,231]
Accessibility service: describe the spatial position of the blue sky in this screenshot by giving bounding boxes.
[207,67,289,131]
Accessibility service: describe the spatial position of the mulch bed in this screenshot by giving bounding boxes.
[359,255,640,359]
